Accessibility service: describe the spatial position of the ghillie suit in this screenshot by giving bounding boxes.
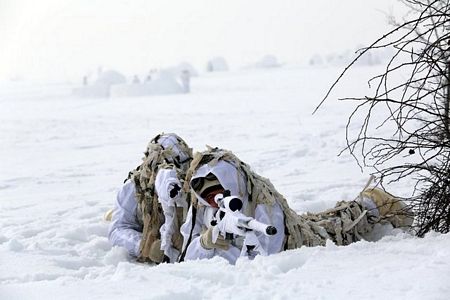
[127,133,192,262]
[181,147,413,254]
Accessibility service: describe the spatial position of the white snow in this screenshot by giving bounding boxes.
[1,65,449,300]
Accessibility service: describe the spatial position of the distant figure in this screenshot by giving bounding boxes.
[180,70,190,93]
[207,61,213,72]
[145,73,152,82]
[132,75,140,84]
[97,66,103,78]
[83,76,88,86]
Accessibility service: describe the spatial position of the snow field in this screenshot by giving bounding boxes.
[1,66,449,299]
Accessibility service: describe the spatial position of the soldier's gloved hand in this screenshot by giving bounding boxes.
[200,227,230,250]
[169,182,188,208]
[149,239,165,264]
[169,183,181,199]
[155,169,184,206]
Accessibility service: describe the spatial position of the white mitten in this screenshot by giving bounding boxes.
[155,168,183,206]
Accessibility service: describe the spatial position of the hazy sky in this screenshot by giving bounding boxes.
[0,0,407,82]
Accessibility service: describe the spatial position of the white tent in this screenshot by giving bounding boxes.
[254,55,281,68]
[206,57,229,72]
[95,70,126,86]
[164,62,199,78]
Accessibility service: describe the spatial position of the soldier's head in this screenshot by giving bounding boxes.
[190,158,248,208]
[191,172,223,208]
[148,133,193,171]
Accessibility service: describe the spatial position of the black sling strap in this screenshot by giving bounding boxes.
[178,205,197,262]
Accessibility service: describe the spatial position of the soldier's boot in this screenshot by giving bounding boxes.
[361,187,414,228]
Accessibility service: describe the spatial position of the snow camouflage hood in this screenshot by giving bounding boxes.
[127,133,193,262]
[190,159,249,208]
[182,147,376,252]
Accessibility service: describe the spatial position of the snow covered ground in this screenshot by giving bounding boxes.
[1,66,449,299]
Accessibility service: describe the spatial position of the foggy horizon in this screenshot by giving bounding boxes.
[0,0,407,82]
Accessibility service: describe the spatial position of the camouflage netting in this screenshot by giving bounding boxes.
[127,134,192,262]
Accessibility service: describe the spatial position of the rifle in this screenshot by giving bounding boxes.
[210,190,277,256]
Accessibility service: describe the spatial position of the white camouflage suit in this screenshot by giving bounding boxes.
[108,134,190,262]
[180,160,286,264]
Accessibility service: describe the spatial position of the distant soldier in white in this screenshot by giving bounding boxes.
[180,70,191,93]
[207,61,213,72]
[108,133,193,263]
[132,75,140,84]
[83,75,88,86]
[97,66,103,78]
[180,147,414,264]
[145,72,152,82]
